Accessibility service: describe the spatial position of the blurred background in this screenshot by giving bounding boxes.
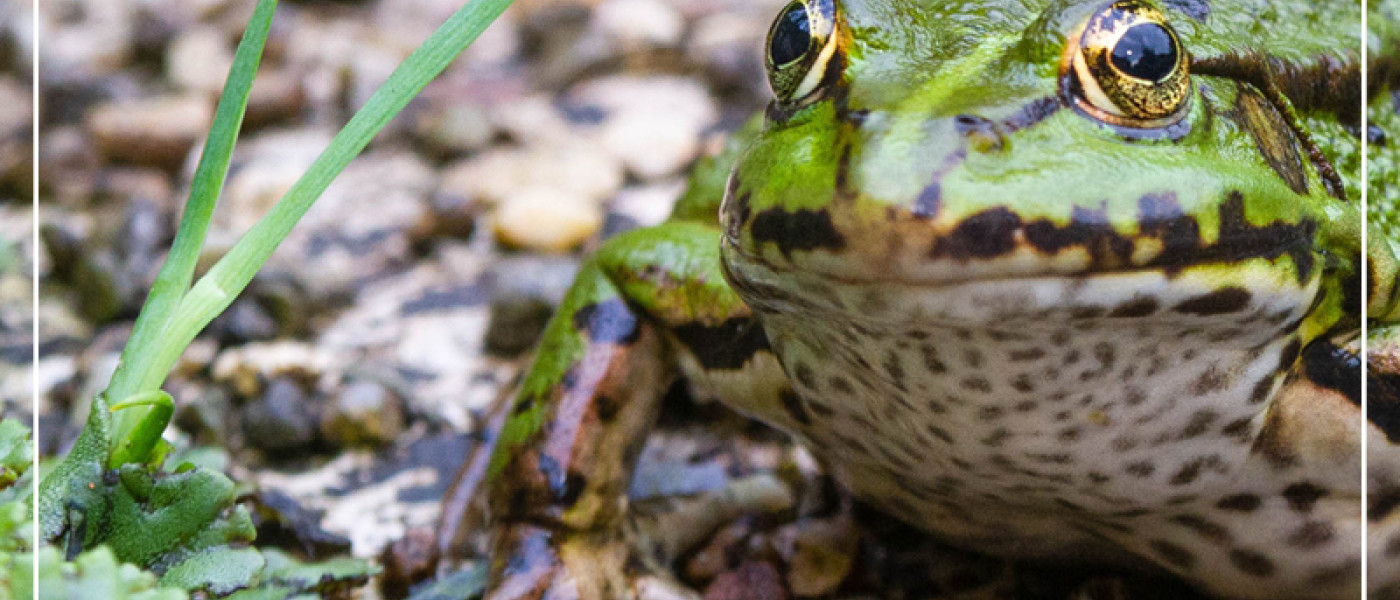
[0,0,33,417]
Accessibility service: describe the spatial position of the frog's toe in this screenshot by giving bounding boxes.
[485,524,634,600]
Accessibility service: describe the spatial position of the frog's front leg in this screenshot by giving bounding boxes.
[482,221,789,599]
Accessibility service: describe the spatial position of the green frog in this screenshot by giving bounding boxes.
[449,0,1396,597]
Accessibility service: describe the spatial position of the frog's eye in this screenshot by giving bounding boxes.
[1064,1,1190,127]
[765,0,839,105]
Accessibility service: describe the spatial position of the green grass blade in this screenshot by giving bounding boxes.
[105,0,278,465]
[134,0,516,399]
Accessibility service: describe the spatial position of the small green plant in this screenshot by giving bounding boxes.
[37,0,514,595]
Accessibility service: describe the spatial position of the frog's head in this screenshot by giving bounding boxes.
[720,0,1355,338]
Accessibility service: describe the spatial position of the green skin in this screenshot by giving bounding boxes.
[456,0,1398,598]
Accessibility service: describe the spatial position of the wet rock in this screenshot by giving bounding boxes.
[243,377,319,452]
[244,70,308,131]
[378,526,439,599]
[689,10,772,91]
[165,26,232,95]
[594,0,684,49]
[171,382,232,446]
[216,139,434,307]
[438,144,623,208]
[776,517,858,597]
[569,76,719,179]
[484,294,555,356]
[251,488,354,558]
[611,180,684,228]
[212,341,332,399]
[320,379,405,448]
[41,0,135,86]
[704,561,787,600]
[210,298,280,345]
[493,187,604,252]
[0,76,32,197]
[86,95,212,170]
[411,103,496,158]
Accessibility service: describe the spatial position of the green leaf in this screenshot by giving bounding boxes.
[406,564,489,600]
[34,546,188,600]
[158,546,265,595]
[105,0,280,465]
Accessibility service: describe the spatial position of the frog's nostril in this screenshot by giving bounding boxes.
[953,114,1004,153]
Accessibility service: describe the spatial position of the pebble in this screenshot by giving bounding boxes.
[484,294,555,356]
[319,380,404,448]
[439,144,623,208]
[569,76,719,178]
[165,27,232,96]
[242,377,319,452]
[594,0,685,48]
[492,187,604,252]
[85,95,212,169]
[211,341,332,399]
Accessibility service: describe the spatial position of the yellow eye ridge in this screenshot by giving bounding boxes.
[765,0,840,106]
[1063,0,1190,128]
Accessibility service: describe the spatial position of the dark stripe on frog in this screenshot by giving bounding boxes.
[573,299,641,345]
[1368,354,1400,444]
[1173,288,1251,316]
[671,317,771,371]
[1000,97,1063,133]
[927,191,1316,283]
[1298,340,1361,406]
[750,208,847,257]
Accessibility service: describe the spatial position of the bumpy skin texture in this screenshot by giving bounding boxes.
[459,1,1376,598]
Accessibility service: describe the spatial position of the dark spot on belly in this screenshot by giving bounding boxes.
[1149,539,1196,567]
[962,377,992,392]
[1170,514,1231,544]
[1179,410,1218,439]
[574,299,641,345]
[1173,287,1252,315]
[750,208,847,257]
[1371,488,1400,522]
[1125,461,1155,477]
[1110,296,1159,318]
[1229,549,1275,577]
[1216,493,1261,512]
[1190,367,1228,395]
[1009,348,1045,362]
[1287,521,1335,549]
[779,388,811,425]
[1281,482,1327,513]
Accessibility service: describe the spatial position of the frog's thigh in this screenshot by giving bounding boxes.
[484,223,787,598]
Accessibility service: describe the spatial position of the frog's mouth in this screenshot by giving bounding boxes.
[723,189,1320,293]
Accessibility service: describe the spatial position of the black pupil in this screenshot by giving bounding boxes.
[770,4,811,66]
[1109,23,1177,81]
